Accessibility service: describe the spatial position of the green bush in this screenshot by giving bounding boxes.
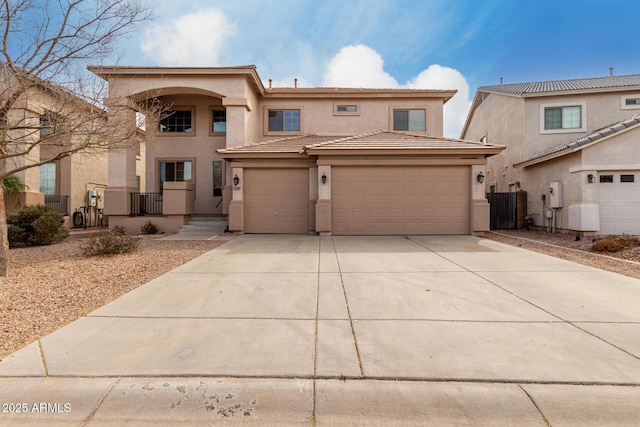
[7,204,68,247]
[140,220,158,235]
[111,225,127,235]
[591,235,639,253]
[81,229,140,256]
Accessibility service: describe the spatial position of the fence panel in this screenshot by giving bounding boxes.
[44,194,69,216]
[487,192,517,230]
[130,192,163,216]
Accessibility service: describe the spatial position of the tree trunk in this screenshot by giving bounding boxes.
[0,189,8,277]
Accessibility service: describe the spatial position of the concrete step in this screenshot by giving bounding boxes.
[176,217,227,235]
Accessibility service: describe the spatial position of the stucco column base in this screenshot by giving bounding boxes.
[162,182,195,215]
[228,200,243,232]
[103,187,137,216]
[315,199,331,233]
[568,204,599,232]
[472,200,490,232]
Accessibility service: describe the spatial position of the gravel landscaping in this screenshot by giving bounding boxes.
[485,229,640,280]
[2,229,639,361]
[0,232,225,359]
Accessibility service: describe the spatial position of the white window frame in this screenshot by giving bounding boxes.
[621,94,640,110]
[539,101,586,134]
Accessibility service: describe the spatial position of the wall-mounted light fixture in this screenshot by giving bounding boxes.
[321,173,327,184]
[587,173,595,184]
[233,174,240,186]
[477,171,485,184]
[516,181,521,189]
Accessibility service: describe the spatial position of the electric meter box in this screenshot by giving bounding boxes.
[549,181,563,208]
[87,190,98,207]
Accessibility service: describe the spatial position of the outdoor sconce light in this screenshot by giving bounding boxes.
[587,173,595,184]
[476,171,485,184]
[321,173,327,184]
[233,174,240,186]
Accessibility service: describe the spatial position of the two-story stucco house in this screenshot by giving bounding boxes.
[90,65,503,235]
[461,73,640,235]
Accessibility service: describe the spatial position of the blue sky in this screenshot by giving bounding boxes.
[112,0,640,136]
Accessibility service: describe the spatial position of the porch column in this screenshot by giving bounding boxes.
[103,100,138,216]
[315,165,332,234]
[471,164,490,234]
[568,170,599,232]
[228,167,243,231]
[222,98,251,148]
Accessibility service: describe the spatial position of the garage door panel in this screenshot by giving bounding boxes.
[244,169,309,234]
[332,166,470,235]
[598,172,640,235]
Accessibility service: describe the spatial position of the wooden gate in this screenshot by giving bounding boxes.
[487,192,527,230]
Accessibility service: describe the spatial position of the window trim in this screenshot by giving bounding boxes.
[39,161,59,195]
[539,101,586,134]
[157,106,196,136]
[263,106,303,135]
[209,106,227,135]
[390,107,427,132]
[333,103,360,116]
[621,94,640,110]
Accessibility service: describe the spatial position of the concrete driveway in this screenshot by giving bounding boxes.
[1,234,640,425]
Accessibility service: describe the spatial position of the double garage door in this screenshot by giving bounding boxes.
[243,166,471,235]
[332,166,470,235]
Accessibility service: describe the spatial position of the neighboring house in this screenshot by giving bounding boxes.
[1,72,145,228]
[89,65,503,235]
[461,73,640,235]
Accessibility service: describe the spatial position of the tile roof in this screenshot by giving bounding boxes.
[218,131,504,156]
[515,112,640,167]
[479,74,640,96]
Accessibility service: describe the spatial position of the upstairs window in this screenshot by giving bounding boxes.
[159,109,192,133]
[393,109,426,131]
[212,109,226,133]
[268,109,300,132]
[622,95,640,109]
[40,111,59,135]
[544,106,581,130]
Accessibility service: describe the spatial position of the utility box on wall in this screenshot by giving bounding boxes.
[549,181,563,208]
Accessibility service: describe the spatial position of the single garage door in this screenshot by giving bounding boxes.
[332,166,470,235]
[598,172,640,235]
[244,168,309,233]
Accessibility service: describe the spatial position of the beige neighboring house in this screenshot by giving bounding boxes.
[462,74,640,235]
[89,65,503,235]
[2,75,145,228]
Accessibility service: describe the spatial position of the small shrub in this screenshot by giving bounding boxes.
[81,229,140,256]
[111,225,127,235]
[591,235,639,253]
[140,220,159,235]
[7,204,68,247]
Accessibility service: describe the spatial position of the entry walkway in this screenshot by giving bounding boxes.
[1,235,639,425]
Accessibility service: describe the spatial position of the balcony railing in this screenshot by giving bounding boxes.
[130,192,163,216]
[44,194,69,216]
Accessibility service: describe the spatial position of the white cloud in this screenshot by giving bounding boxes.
[322,45,398,88]
[406,65,471,138]
[140,9,235,66]
[322,45,471,137]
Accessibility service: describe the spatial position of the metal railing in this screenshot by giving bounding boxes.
[130,192,163,216]
[44,194,69,216]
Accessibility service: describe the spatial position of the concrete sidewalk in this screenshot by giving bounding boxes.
[1,235,639,425]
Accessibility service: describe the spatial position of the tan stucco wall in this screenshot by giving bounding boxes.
[256,98,445,138]
[146,94,227,215]
[463,94,525,192]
